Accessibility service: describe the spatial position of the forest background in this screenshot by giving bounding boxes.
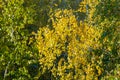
[0,0,120,80]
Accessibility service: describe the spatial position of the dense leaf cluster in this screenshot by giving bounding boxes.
[0,0,120,80]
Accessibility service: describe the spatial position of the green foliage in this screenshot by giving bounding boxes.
[0,0,39,79]
[88,0,120,79]
[0,0,119,80]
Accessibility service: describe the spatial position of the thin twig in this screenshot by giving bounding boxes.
[4,61,10,80]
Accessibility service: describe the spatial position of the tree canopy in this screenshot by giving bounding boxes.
[0,0,120,80]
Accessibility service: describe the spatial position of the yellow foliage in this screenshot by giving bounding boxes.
[36,9,103,80]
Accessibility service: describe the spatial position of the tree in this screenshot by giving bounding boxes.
[88,0,120,79]
[0,0,39,79]
[36,0,120,79]
[36,9,103,80]
[0,0,119,79]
